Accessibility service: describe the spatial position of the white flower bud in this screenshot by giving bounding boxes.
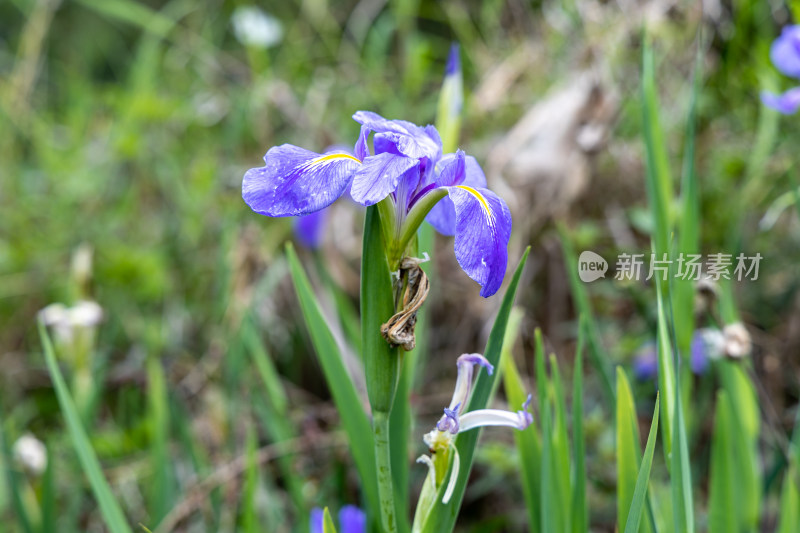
[723,322,751,359]
[13,434,47,476]
[231,7,283,48]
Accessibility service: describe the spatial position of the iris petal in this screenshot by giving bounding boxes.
[350,152,419,206]
[761,87,800,114]
[425,155,488,237]
[354,125,370,161]
[446,185,511,297]
[243,144,360,217]
[352,110,441,160]
[338,505,367,533]
[771,25,800,79]
[310,508,324,533]
[436,149,466,187]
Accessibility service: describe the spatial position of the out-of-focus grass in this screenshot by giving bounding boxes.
[1,0,799,531]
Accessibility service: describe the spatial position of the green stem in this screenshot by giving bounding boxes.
[362,206,403,530]
[374,411,397,533]
[394,189,447,267]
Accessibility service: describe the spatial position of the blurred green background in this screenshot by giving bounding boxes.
[2,0,799,531]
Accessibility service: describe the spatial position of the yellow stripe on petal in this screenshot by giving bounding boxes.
[454,185,493,222]
[311,152,362,164]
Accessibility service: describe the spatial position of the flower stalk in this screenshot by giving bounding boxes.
[362,205,402,532]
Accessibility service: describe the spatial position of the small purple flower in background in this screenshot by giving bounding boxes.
[633,329,727,381]
[632,343,658,381]
[294,210,326,249]
[417,353,532,505]
[242,111,512,297]
[690,331,710,375]
[310,505,366,533]
[761,25,800,114]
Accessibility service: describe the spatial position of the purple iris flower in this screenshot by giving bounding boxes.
[762,25,800,114]
[242,111,512,297]
[310,505,366,533]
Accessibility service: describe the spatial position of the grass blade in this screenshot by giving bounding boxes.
[147,356,174,524]
[242,317,307,520]
[624,396,660,533]
[570,317,587,533]
[616,368,641,532]
[777,412,800,533]
[655,274,694,533]
[550,354,572,529]
[536,329,559,533]
[718,361,761,529]
[286,243,380,517]
[500,307,541,533]
[41,444,55,533]
[708,391,736,533]
[322,507,338,533]
[673,45,702,354]
[38,322,132,533]
[655,284,675,455]
[420,247,530,533]
[240,426,259,533]
[641,36,674,259]
[0,402,34,533]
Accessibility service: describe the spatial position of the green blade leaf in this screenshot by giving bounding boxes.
[536,328,559,533]
[500,307,541,533]
[718,362,761,529]
[286,243,380,517]
[38,322,132,533]
[673,46,702,354]
[708,391,736,533]
[322,507,338,533]
[147,356,174,524]
[420,247,530,533]
[243,317,308,519]
[616,368,641,532]
[655,285,674,455]
[570,317,587,533]
[777,411,800,533]
[550,354,572,529]
[624,396,660,533]
[654,274,694,533]
[641,36,674,259]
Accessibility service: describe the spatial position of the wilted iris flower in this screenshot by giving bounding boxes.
[416,354,532,509]
[310,505,365,533]
[242,112,511,297]
[761,25,800,114]
[433,354,532,435]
